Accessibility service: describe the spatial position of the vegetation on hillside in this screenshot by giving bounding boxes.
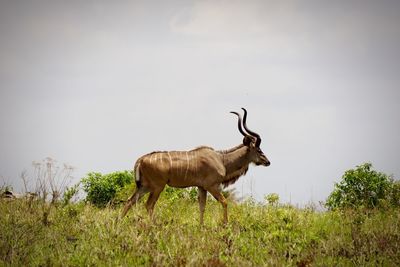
[1,195,399,266]
[1,162,399,266]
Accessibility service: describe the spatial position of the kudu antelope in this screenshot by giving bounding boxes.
[121,108,270,224]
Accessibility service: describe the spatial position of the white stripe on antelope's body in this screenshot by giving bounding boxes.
[121,108,270,225]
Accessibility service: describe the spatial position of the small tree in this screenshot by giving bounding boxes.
[326,163,395,210]
[265,193,280,207]
[62,183,80,206]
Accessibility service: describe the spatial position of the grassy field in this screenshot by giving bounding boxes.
[1,194,400,266]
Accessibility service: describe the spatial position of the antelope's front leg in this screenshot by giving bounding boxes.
[207,186,228,225]
[198,187,207,225]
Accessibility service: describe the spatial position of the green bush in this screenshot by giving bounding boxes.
[81,171,133,207]
[326,163,397,210]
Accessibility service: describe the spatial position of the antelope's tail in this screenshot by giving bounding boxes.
[134,159,142,189]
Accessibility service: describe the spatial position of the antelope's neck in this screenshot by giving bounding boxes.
[220,145,250,175]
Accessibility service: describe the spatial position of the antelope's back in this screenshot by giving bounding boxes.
[138,147,224,187]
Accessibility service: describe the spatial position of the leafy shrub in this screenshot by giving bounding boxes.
[326,163,397,210]
[81,171,133,207]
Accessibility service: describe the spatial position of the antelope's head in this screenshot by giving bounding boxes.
[231,108,270,167]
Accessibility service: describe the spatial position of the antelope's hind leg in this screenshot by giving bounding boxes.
[145,186,165,219]
[120,186,149,219]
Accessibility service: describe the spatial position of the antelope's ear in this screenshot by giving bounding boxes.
[242,136,252,146]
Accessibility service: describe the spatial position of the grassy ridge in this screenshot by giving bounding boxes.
[1,197,400,266]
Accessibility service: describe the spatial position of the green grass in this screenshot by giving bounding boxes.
[1,196,400,266]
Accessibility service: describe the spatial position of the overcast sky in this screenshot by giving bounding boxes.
[1,0,399,205]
